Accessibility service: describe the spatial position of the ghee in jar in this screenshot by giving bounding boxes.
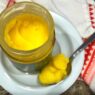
[4,13,49,51]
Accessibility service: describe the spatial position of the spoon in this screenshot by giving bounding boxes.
[67,32,95,76]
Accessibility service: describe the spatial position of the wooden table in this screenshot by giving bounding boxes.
[0,80,94,95]
[0,86,10,95]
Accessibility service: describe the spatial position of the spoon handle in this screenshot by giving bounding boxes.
[70,32,95,60]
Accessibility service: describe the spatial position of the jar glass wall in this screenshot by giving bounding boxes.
[0,2,55,73]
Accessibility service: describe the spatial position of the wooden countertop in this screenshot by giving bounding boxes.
[0,80,94,95]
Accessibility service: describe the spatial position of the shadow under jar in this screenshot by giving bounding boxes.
[0,2,55,74]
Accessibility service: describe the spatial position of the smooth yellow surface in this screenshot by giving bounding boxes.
[39,54,69,85]
[4,14,49,51]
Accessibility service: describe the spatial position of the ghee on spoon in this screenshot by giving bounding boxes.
[39,32,95,85]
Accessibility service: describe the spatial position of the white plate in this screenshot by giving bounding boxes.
[0,12,84,95]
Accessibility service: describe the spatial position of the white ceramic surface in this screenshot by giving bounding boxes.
[0,12,84,95]
[0,0,8,12]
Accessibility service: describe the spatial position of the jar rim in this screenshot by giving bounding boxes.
[0,2,54,55]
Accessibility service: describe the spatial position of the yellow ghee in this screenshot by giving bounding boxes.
[38,54,69,85]
[4,13,49,51]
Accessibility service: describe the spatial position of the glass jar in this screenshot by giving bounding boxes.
[0,2,55,73]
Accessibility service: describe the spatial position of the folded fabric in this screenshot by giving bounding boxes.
[29,0,95,38]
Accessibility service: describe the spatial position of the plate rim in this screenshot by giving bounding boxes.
[0,11,84,95]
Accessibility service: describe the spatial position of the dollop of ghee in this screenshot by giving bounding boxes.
[4,14,49,51]
[38,54,69,85]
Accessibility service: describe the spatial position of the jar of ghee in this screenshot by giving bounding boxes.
[0,2,55,73]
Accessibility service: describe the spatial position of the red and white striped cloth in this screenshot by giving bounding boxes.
[7,0,15,7]
[88,0,95,29]
[81,40,95,84]
[80,0,95,92]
